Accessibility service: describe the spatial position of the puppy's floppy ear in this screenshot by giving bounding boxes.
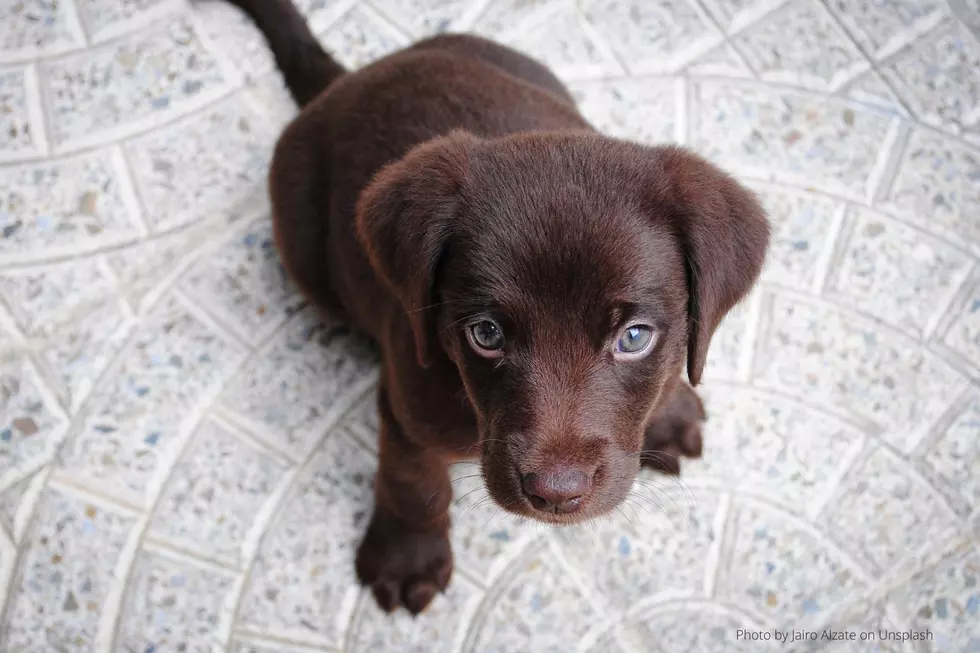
[355,130,479,369]
[647,146,770,386]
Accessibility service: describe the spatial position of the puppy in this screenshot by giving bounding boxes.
[223,0,770,615]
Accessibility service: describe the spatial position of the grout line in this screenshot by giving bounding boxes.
[60,0,91,47]
[109,145,151,237]
[46,473,145,516]
[21,63,51,156]
[171,287,254,353]
[923,261,976,343]
[736,289,765,383]
[864,119,910,206]
[806,434,869,522]
[809,203,851,297]
[702,491,732,598]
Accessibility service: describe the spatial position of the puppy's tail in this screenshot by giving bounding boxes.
[224,0,345,106]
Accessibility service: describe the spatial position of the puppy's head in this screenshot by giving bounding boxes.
[356,130,769,524]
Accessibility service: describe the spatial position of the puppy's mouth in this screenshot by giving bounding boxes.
[479,442,635,525]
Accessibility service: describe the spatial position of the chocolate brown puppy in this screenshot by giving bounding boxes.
[222,0,770,615]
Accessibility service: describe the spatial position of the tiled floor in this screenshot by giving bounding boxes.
[1,0,979,651]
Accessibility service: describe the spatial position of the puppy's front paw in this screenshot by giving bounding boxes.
[355,511,453,615]
[641,382,705,475]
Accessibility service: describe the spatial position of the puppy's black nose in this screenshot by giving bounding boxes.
[521,468,591,514]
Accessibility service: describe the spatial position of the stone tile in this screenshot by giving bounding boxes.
[346,573,480,653]
[633,606,767,652]
[40,14,228,147]
[888,542,980,653]
[940,279,980,371]
[0,354,68,484]
[950,0,980,40]
[0,259,131,411]
[581,0,720,74]
[115,549,236,653]
[683,43,754,78]
[494,4,622,80]
[466,547,602,652]
[753,294,965,450]
[0,470,38,538]
[148,418,289,565]
[827,0,945,57]
[570,77,677,145]
[685,388,864,515]
[231,641,326,653]
[472,0,557,40]
[732,0,867,91]
[717,501,868,626]
[448,465,537,583]
[839,70,911,118]
[554,486,721,612]
[237,432,375,648]
[880,129,980,248]
[243,72,299,133]
[701,294,751,381]
[0,0,83,59]
[319,4,410,70]
[103,222,220,313]
[818,447,959,574]
[372,0,473,37]
[75,0,175,41]
[826,209,973,336]
[881,20,980,142]
[123,95,275,232]
[193,0,277,79]
[0,65,41,161]
[178,216,303,346]
[57,297,245,506]
[923,394,980,510]
[693,81,892,198]
[218,308,378,459]
[0,151,141,261]
[702,0,781,32]
[0,487,138,652]
[751,184,841,290]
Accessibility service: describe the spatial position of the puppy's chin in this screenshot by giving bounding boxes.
[479,443,640,525]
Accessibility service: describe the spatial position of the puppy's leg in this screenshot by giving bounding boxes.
[355,385,453,615]
[640,380,705,475]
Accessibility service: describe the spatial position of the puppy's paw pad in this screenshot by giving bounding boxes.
[356,514,453,615]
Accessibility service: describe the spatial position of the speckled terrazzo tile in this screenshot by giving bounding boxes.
[880,19,980,142]
[838,70,911,118]
[628,605,771,653]
[0,65,42,162]
[0,151,141,262]
[179,217,302,346]
[817,446,959,575]
[752,293,966,450]
[700,0,781,32]
[683,43,755,78]
[448,466,539,584]
[114,548,237,653]
[0,0,83,59]
[581,0,720,75]
[887,542,980,653]
[701,293,752,381]
[717,501,869,627]
[217,308,378,459]
[237,432,374,649]
[0,486,138,652]
[825,0,945,57]
[243,71,299,132]
[693,81,892,198]
[0,470,38,539]
[0,259,131,411]
[371,0,474,37]
[554,486,721,613]
[346,574,482,653]
[685,387,864,516]
[40,14,229,149]
[193,0,278,79]
[0,353,68,485]
[75,0,177,42]
[825,208,974,337]
[731,0,867,91]
[879,129,980,249]
[489,4,623,81]
[923,394,980,510]
[463,545,602,653]
[470,0,557,40]
[56,296,246,506]
[950,0,980,39]
[318,4,410,70]
[147,418,290,566]
[939,276,980,370]
[123,95,275,232]
[231,640,332,653]
[751,184,842,291]
[570,77,677,145]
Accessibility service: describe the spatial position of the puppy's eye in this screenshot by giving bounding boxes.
[467,319,505,355]
[615,324,655,357]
